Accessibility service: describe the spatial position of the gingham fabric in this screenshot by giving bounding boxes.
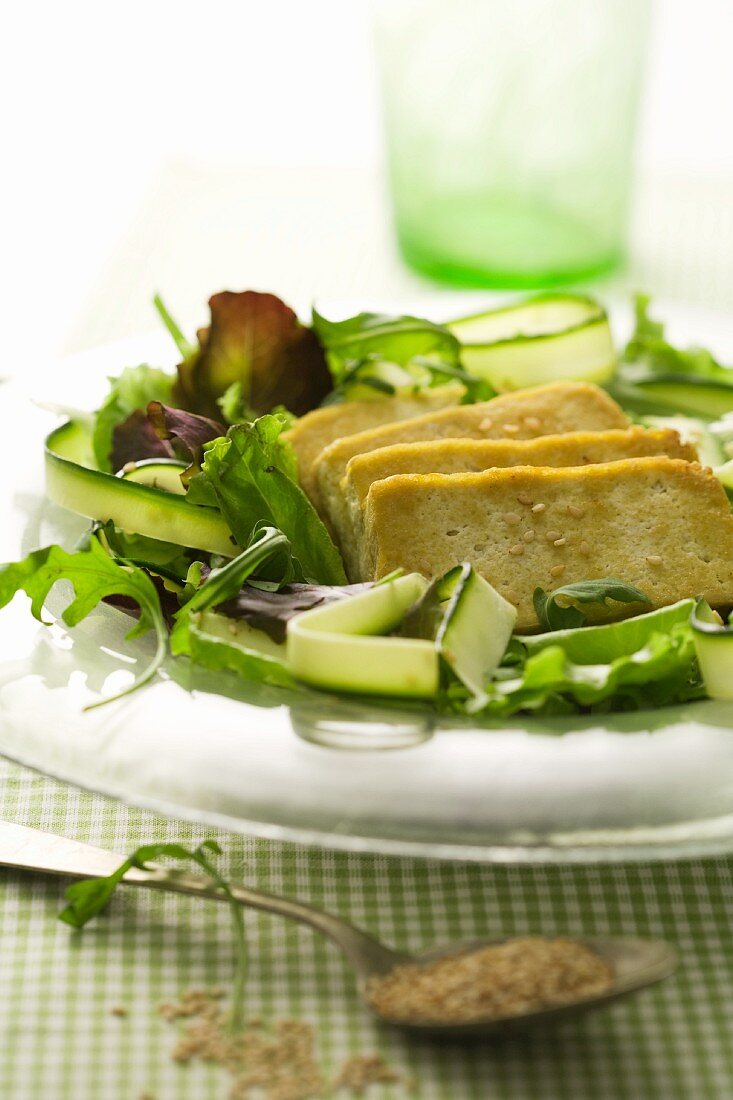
[3,164,733,1099]
[1,757,732,1099]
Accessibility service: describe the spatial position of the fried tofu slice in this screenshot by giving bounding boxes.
[334,428,696,579]
[315,382,629,526]
[284,386,463,509]
[361,457,733,632]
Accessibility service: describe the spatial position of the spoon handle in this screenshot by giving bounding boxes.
[0,819,399,976]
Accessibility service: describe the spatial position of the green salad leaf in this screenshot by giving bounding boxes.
[471,599,702,717]
[312,307,474,401]
[170,525,304,686]
[0,539,167,708]
[172,611,296,689]
[312,309,459,375]
[188,416,347,585]
[93,522,197,586]
[176,525,299,615]
[59,838,248,1031]
[93,364,176,471]
[624,293,733,383]
[533,578,651,631]
[171,290,332,420]
[153,293,195,360]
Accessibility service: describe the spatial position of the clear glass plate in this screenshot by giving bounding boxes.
[2,299,733,864]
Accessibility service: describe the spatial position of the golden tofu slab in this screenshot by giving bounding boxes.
[334,428,696,579]
[285,386,463,509]
[315,382,629,528]
[361,457,733,632]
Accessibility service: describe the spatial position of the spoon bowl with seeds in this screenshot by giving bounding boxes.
[0,820,678,1036]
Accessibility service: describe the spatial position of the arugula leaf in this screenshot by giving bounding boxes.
[0,539,167,708]
[533,578,651,632]
[190,417,347,585]
[93,365,176,471]
[170,527,363,687]
[311,307,466,401]
[170,525,301,679]
[312,309,460,376]
[94,522,197,586]
[409,356,495,404]
[623,293,733,383]
[172,290,332,420]
[176,525,299,617]
[59,839,248,1030]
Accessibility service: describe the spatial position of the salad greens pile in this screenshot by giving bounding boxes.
[3,288,732,721]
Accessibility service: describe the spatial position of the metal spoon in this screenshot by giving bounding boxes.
[0,820,677,1035]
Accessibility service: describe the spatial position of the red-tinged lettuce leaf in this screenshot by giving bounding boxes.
[147,401,225,454]
[110,403,226,474]
[173,290,332,420]
[217,581,373,643]
[111,409,174,473]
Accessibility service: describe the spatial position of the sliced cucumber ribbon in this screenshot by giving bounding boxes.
[287,567,516,702]
[119,459,188,495]
[45,421,237,557]
[287,573,438,698]
[691,599,733,701]
[447,294,615,392]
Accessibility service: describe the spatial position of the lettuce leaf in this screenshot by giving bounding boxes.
[172,291,332,420]
[0,539,167,708]
[623,293,733,383]
[93,365,176,471]
[188,416,347,585]
[468,600,703,717]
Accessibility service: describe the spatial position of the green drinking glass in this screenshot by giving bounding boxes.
[373,0,652,288]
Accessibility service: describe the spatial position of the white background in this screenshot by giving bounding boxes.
[2,0,732,370]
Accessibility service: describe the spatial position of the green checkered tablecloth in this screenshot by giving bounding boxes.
[4,163,733,1099]
[1,756,732,1100]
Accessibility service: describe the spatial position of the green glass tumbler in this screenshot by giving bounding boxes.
[374,0,652,288]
